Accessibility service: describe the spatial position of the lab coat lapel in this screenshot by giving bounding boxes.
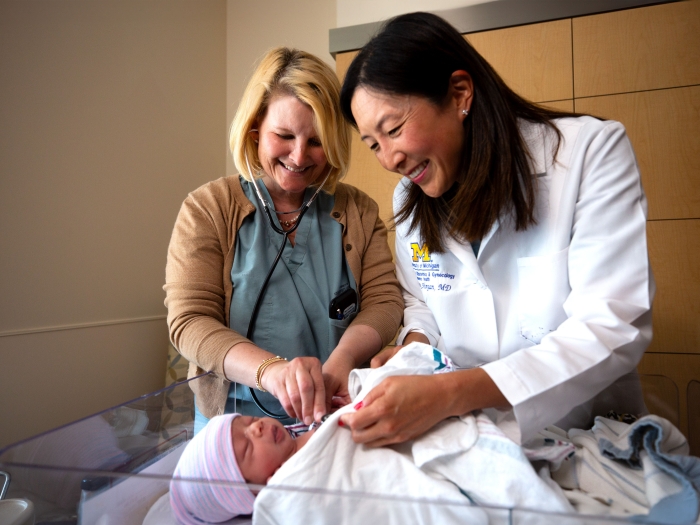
[477,218,500,263]
[445,235,485,286]
[442,216,502,287]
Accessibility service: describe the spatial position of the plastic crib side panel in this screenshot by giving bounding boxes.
[0,377,199,524]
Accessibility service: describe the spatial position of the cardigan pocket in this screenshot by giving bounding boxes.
[517,247,570,345]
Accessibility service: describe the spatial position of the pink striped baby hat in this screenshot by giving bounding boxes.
[170,414,255,523]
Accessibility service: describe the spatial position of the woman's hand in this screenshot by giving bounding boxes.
[323,372,352,410]
[261,356,326,425]
[322,350,355,411]
[339,368,509,447]
[320,324,385,410]
[369,345,402,368]
[338,375,452,447]
[371,332,430,368]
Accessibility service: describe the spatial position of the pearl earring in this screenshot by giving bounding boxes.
[462,109,469,117]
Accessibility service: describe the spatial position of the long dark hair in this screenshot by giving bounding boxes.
[340,12,579,252]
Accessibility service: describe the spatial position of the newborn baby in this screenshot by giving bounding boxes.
[170,344,573,525]
[169,413,316,524]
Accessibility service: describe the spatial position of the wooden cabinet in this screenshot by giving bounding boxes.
[638,353,700,453]
[466,19,573,104]
[576,86,700,221]
[571,1,700,444]
[573,0,700,97]
[646,220,700,356]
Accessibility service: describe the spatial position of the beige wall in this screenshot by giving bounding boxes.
[0,0,227,448]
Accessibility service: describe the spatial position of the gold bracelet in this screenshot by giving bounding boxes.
[255,356,287,392]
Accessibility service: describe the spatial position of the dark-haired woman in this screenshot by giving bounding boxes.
[338,12,653,446]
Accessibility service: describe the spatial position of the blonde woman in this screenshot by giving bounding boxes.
[165,48,403,432]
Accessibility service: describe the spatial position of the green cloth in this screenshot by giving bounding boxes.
[227,178,355,417]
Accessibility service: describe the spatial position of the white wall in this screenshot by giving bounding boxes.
[0,0,227,448]
[337,0,500,27]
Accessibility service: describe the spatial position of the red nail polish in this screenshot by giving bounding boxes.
[338,419,344,427]
[354,401,363,410]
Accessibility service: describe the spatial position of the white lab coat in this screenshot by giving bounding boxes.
[394,116,654,443]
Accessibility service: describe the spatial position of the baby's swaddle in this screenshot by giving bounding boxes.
[253,343,572,525]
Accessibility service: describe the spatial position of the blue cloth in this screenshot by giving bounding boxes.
[470,239,481,258]
[597,417,700,524]
[193,403,208,435]
[226,179,355,416]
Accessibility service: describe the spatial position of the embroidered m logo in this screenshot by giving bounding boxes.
[410,243,431,262]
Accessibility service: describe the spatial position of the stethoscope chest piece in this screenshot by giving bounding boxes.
[308,414,331,431]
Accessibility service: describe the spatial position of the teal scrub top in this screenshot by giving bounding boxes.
[227,178,356,417]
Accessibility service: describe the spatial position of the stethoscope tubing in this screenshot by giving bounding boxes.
[246,190,307,419]
[243,162,331,419]
[246,227,291,418]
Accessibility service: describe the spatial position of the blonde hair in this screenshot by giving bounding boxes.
[230,47,350,193]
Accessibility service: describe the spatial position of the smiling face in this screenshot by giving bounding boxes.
[256,94,329,207]
[351,84,469,198]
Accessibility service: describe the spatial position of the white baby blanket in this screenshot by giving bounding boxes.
[253,343,572,524]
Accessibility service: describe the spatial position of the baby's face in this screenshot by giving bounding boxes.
[231,416,296,485]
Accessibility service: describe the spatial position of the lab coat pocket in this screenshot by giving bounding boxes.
[517,247,570,344]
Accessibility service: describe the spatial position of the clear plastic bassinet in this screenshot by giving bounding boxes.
[0,375,677,525]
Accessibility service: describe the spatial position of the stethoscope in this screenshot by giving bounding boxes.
[244,150,330,419]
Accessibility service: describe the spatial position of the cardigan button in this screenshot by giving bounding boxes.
[332,211,341,218]
[345,244,352,251]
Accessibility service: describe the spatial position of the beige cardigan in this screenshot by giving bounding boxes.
[164,175,404,418]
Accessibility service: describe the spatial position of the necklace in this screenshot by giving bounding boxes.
[277,212,300,228]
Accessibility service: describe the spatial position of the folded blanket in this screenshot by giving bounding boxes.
[551,415,699,524]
